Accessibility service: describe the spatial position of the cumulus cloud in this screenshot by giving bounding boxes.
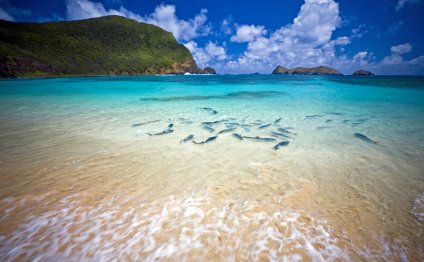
[184,41,227,68]
[396,0,422,11]
[65,0,209,41]
[140,5,209,41]
[222,0,345,73]
[375,43,424,74]
[390,43,412,55]
[0,7,14,21]
[230,25,267,42]
[382,43,412,65]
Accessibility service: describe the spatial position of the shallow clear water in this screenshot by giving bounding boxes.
[0,75,423,261]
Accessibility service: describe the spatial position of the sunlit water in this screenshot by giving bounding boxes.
[0,75,423,261]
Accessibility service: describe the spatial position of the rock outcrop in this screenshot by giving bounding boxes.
[202,66,216,74]
[272,66,288,74]
[272,65,342,75]
[353,70,375,76]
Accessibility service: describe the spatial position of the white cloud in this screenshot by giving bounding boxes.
[390,43,412,55]
[65,0,209,41]
[220,18,233,35]
[0,7,15,21]
[140,4,209,41]
[382,43,412,65]
[184,41,227,68]
[0,1,31,21]
[396,0,422,11]
[353,51,370,66]
[66,0,142,21]
[230,25,267,42]
[223,0,345,73]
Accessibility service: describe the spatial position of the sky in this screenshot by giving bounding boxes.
[1,0,424,75]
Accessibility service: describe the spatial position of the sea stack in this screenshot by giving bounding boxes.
[202,66,216,74]
[353,70,375,76]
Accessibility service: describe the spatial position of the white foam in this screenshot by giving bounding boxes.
[412,192,424,223]
[0,192,416,261]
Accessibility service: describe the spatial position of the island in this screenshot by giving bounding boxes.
[0,16,214,78]
[272,65,342,75]
[353,70,375,76]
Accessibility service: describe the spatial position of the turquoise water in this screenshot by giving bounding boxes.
[0,75,424,260]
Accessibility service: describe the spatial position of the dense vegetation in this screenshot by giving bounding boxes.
[0,16,198,77]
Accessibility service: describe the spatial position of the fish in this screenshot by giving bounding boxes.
[271,132,294,139]
[305,115,324,119]
[201,120,226,125]
[325,119,333,123]
[168,123,174,129]
[274,118,282,124]
[258,124,271,129]
[201,107,218,115]
[277,127,297,135]
[243,136,276,142]
[353,133,378,144]
[328,112,344,115]
[147,129,174,136]
[316,126,330,130]
[131,120,160,127]
[226,122,240,128]
[217,127,236,134]
[180,134,194,143]
[273,141,289,150]
[193,136,217,144]
[202,125,215,132]
[232,133,243,140]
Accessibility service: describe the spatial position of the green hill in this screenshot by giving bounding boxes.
[0,16,201,78]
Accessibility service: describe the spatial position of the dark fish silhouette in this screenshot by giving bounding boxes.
[202,125,215,132]
[316,126,330,130]
[193,136,217,144]
[226,122,240,128]
[259,124,271,129]
[305,115,324,119]
[201,107,218,115]
[274,118,282,124]
[180,134,194,143]
[277,127,297,135]
[271,132,294,139]
[243,136,276,142]
[354,133,378,144]
[168,123,174,129]
[132,120,160,127]
[273,141,289,150]
[201,119,226,125]
[232,133,243,140]
[147,129,174,136]
[217,127,236,134]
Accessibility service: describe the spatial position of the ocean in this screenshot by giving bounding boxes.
[0,75,423,261]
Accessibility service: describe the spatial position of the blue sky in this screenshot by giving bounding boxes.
[1,0,424,74]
